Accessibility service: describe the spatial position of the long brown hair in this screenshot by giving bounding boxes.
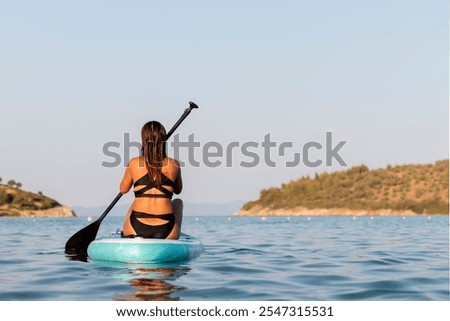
[141,121,167,186]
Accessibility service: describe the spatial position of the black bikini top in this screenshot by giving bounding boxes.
[134,173,176,199]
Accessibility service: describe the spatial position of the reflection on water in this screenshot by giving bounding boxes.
[84,259,192,301]
[114,266,190,301]
[65,253,88,262]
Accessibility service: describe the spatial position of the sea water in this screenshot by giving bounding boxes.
[0,215,448,301]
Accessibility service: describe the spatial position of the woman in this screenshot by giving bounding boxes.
[120,121,183,239]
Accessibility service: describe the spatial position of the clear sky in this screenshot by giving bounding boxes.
[0,0,448,207]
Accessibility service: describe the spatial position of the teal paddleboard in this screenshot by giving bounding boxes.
[87,233,203,263]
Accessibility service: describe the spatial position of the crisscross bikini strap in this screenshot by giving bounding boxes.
[134,181,174,199]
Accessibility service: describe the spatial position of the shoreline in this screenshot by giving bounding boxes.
[0,205,76,218]
[234,205,431,216]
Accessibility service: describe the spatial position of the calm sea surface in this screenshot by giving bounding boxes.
[0,215,448,300]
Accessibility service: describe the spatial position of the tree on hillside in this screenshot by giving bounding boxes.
[0,177,2,184]
[7,180,16,188]
[16,182,22,189]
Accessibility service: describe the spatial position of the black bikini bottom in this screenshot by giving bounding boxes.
[123,210,175,239]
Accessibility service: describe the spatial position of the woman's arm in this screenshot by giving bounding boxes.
[173,160,183,195]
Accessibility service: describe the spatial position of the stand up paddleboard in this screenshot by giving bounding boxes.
[87,233,203,264]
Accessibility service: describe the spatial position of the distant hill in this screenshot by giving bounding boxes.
[238,160,449,216]
[0,183,75,217]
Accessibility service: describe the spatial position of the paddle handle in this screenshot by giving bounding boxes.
[167,101,198,138]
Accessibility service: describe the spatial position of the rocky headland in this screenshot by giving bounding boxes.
[0,182,76,218]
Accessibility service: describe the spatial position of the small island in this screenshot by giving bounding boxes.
[0,179,76,218]
[236,160,449,216]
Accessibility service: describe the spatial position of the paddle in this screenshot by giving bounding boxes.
[65,101,199,256]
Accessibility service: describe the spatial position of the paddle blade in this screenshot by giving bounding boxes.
[65,220,101,256]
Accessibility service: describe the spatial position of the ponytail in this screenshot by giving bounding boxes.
[141,121,167,186]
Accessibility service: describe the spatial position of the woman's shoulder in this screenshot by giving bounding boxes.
[128,156,144,168]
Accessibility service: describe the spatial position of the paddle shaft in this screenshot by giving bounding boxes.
[97,101,198,223]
